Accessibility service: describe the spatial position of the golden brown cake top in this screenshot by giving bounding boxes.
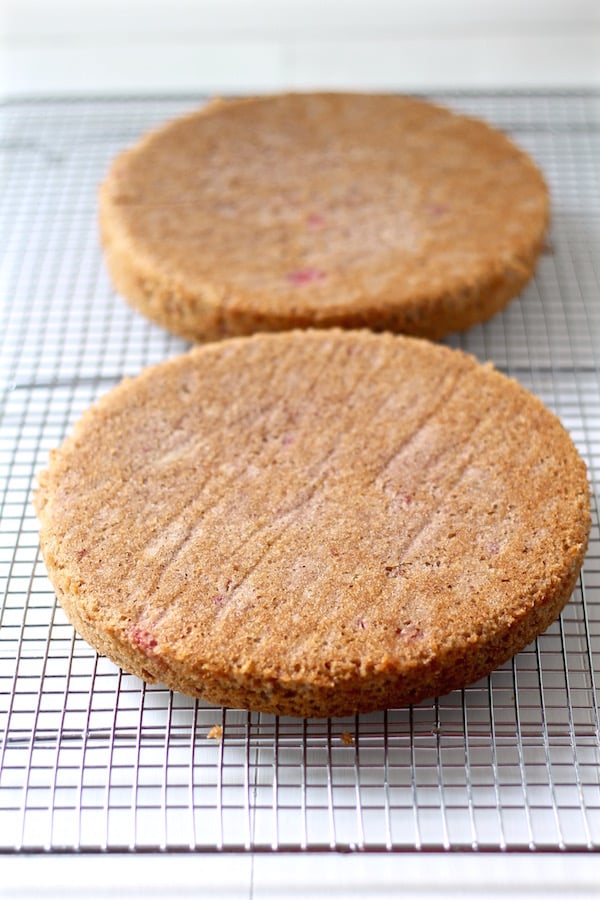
[35,331,589,716]
[100,93,549,340]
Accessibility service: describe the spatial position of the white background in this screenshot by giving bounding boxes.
[1,0,599,95]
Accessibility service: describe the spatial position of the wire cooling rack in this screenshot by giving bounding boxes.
[1,92,599,856]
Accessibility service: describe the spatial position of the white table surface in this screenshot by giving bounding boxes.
[1,0,599,96]
[3,851,600,899]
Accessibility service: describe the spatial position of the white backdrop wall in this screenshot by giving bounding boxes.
[1,0,599,97]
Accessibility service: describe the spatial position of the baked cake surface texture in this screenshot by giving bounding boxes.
[99,93,549,342]
[35,331,589,718]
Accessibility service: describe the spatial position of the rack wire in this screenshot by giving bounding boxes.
[1,92,599,855]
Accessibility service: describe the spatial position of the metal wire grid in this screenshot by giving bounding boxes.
[0,92,599,854]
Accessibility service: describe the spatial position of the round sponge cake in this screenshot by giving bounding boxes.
[99,93,549,342]
[34,331,589,717]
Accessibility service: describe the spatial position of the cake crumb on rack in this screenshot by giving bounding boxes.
[207,725,223,742]
[341,731,354,746]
